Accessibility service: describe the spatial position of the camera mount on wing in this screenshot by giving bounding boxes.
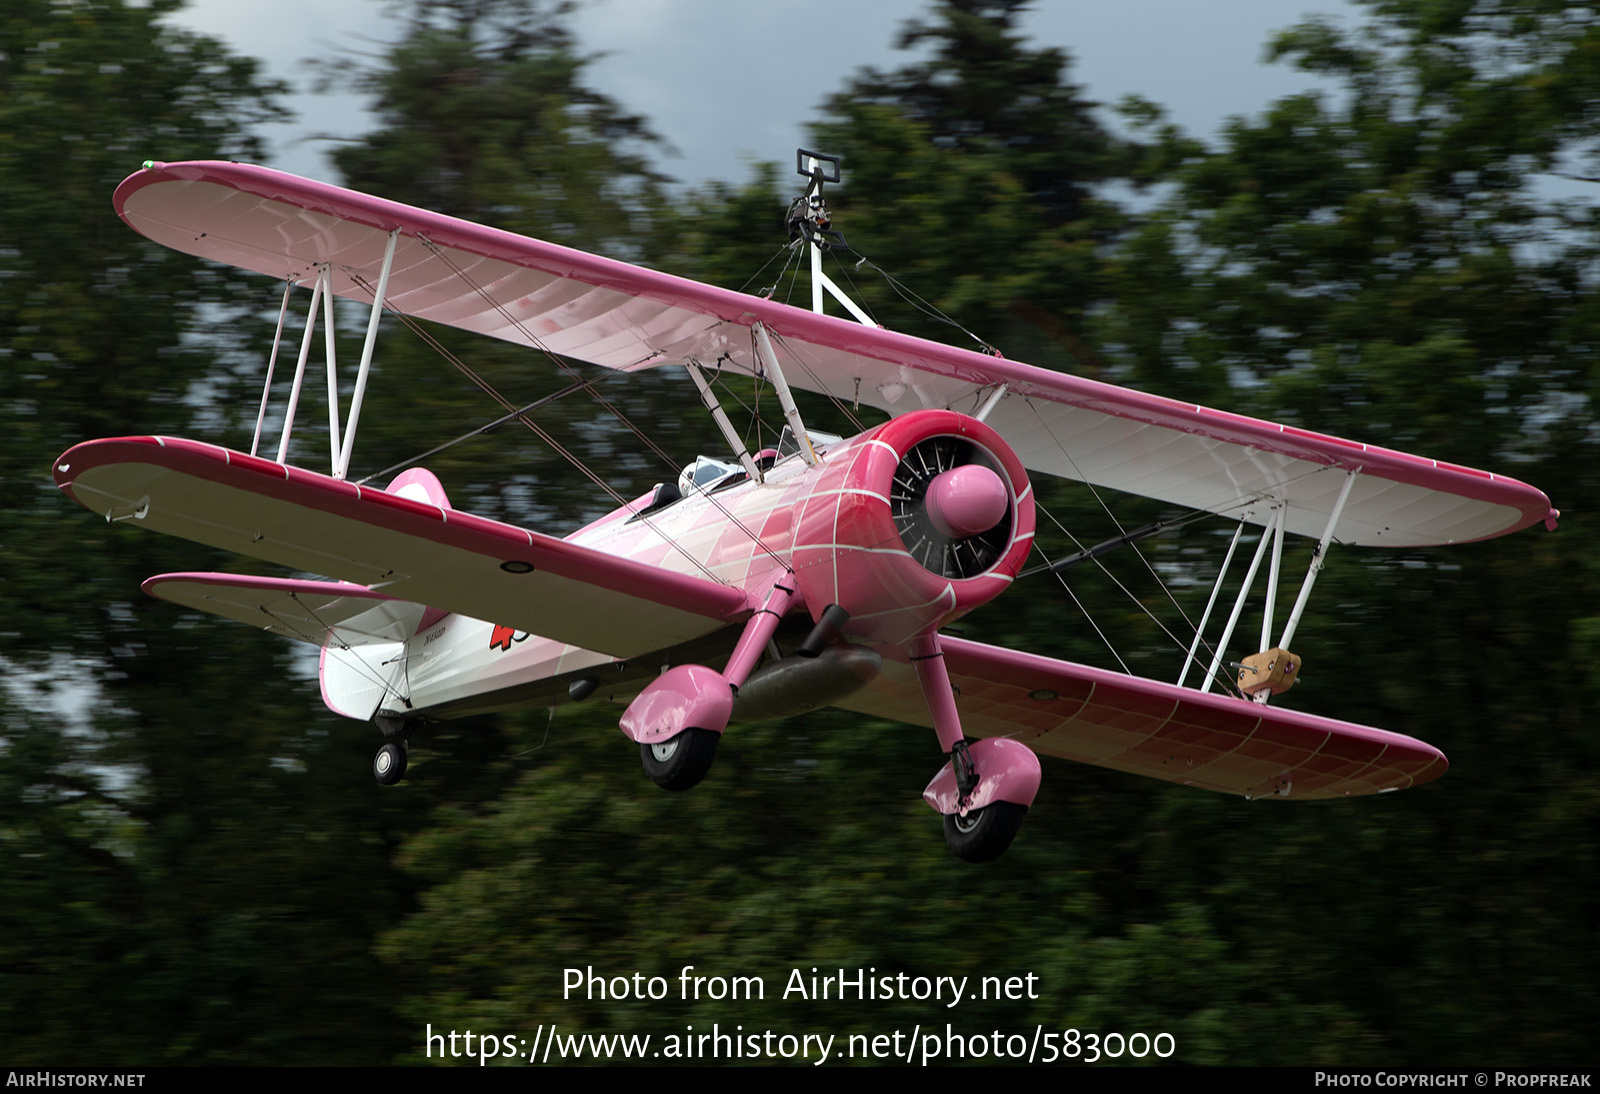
[784,148,848,250]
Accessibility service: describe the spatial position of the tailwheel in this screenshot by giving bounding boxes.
[373,741,408,786]
[640,728,719,791]
[942,802,1027,863]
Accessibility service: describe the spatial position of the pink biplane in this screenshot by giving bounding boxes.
[54,153,1557,861]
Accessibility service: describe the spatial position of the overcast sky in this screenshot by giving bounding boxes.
[168,0,1357,186]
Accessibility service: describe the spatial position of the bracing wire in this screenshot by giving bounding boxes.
[738,242,803,298]
[258,593,409,702]
[343,222,1313,700]
[798,239,1318,692]
[365,241,791,576]
[1021,397,1209,640]
[759,239,1248,686]
[356,376,597,486]
[851,253,1000,355]
[1031,541,1132,676]
[1028,497,1246,698]
[347,266,730,584]
[765,329,869,436]
[823,249,880,328]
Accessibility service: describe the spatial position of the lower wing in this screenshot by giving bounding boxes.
[837,637,1446,800]
[55,436,752,659]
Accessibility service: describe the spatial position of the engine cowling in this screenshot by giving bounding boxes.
[789,409,1034,644]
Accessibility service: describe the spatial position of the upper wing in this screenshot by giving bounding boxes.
[115,160,1554,547]
[55,436,751,658]
[836,637,1445,800]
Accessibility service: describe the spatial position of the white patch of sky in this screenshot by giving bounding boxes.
[2,655,100,730]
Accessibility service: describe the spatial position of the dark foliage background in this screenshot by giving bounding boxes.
[3,0,1593,1066]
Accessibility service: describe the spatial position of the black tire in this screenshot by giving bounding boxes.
[373,741,407,786]
[942,801,1027,863]
[640,728,719,791]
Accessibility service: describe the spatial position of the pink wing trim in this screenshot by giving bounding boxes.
[143,570,426,643]
[113,160,1555,546]
[842,637,1447,800]
[144,571,392,600]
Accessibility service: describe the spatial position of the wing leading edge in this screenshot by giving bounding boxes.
[115,160,1555,547]
[836,637,1446,800]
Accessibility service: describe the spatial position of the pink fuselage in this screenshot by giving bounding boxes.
[322,410,1035,724]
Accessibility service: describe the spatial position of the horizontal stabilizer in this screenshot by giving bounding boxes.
[838,638,1446,800]
[57,436,752,658]
[143,572,425,648]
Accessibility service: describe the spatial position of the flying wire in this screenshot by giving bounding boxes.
[737,242,802,298]
[1021,397,1211,642]
[765,329,869,436]
[357,225,1305,702]
[1027,497,1245,698]
[851,254,1000,355]
[508,707,558,758]
[750,242,1230,685]
[255,592,411,703]
[1030,541,1132,676]
[355,376,599,486]
[348,263,729,585]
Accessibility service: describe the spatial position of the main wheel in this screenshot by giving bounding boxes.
[640,728,719,791]
[942,801,1027,863]
[373,741,407,786]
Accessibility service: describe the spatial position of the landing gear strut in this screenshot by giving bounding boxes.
[620,578,798,794]
[914,634,1041,863]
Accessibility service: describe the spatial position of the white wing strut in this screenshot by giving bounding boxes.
[1177,522,1245,689]
[1202,506,1283,694]
[752,322,817,466]
[276,265,325,465]
[251,281,292,459]
[336,229,398,480]
[1183,473,1358,700]
[1279,470,1359,652]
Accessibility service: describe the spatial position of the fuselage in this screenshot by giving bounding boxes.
[321,409,1035,724]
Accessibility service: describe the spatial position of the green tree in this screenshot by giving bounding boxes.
[313,0,718,527]
[327,0,665,254]
[1092,0,1599,1063]
[783,0,1199,689]
[356,2,1276,1067]
[802,0,1139,370]
[0,0,431,1064]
